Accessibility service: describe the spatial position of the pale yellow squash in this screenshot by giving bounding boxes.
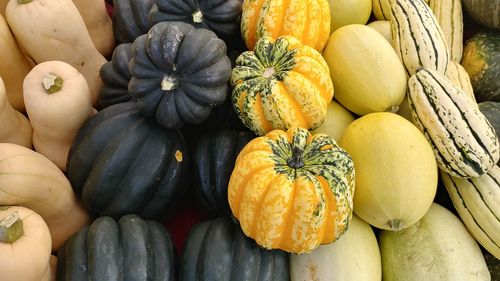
[0,75,32,148]
[6,0,107,106]
[0,14,33,111]
[445,60,476,103]
[24,60,93,171]
[0,206,53,281]
[0,143,90,251]
[339,112,438,231]
[311,100,356,142]
[323,24,407,116]
[367,20,391,43]
[328,0,372,32]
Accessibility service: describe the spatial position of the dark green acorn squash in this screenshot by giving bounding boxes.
[99,43,134,108]
[192,130,254,217]
[180,218,289,281]
[66,102,189,219]
[462,0,500,30]
[461,30,500,102]
[57,214,176,281]
[479,101,500,144]
[128,21,232,129]
[112,0,154,44]
[148,0,242,40]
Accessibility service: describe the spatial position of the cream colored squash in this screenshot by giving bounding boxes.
[445,60,476,104]
[367,20,391,43]
[290,215,381,281]
[372,0,430,20]
[24,60,93,171]
[0,206,53,281]
[0,143,90,251]
[338,112,437,231]
[6,0,107,106]
[0,14,33,111]
[328,0,372,32]
[311,100,356,142]
[72,0,115,57]
[379,203,490,281]
[0,75,32,148]
[0,0,7,17]
[323,24,407,116]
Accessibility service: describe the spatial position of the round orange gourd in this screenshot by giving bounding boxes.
[231,36,333,136]
[241,0,330,51]
[228,127,355,254]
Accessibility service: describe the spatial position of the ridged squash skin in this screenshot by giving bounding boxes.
[99,43,133,108]
[462,0,500,30]
[372,0,430,20]
[290,215,381,281]
[379,203,491,281]
[408,68,499,178]
[428,0,463,62]
[228,127,355,254]
[311,100,355,142]
[479,101,500,139]
[112,0,153,44]
[231,36,333,136]
[390,0,450,76]
[338,112,437,231]
[445,60,476,103]
[441,165,500,258]
[241,0,330,51]
[323,24,407,116]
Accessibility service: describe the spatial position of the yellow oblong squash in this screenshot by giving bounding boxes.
[328,0,372,32]
[323,24,407,116]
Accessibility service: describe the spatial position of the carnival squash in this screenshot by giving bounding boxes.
[6,0,107,106]
[181,218,289,281]
[23,61,94,171]
[0,206,53,281]
[323,24,407,116]
[228,126,355,254]
[231,36,333,136]
[129,21,231,129]
[112,0,153,44]
[66,102,190,219]
[57,214,176,281]
[0,143,90,251]
[99,43,133,108]
[339,112,437,231]
[0,75,32,148]
[241,0,330,51]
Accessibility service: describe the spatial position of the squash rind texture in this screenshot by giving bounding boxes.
[57,215,176,281]
[112,0,154,44]
[66,102,190,219]
[128,21,232,129]
[479,101,500,141]
[408,68,500,177]
[180,218,289,281]
[99,43,134,108]
[462,0,500,30]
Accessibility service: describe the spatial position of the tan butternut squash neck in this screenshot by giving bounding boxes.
[42,73,63,94]
[0,211,23,243]
[17,0,33,4]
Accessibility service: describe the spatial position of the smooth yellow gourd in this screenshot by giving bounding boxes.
[367,20,391,43]
[323,24,407,116]
[0,75,32,147]
[24,60,93,171]
[328,0,372,32]
[311,100,356,142]
[0,14,33,111]
[6,0,107,106]
[339,112,438,231]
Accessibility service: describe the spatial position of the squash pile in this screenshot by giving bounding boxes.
[0,0,499,280]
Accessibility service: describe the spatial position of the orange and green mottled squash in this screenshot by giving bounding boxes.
[241,0,330,51]
[228,127,355,254]
[231,36,333,136]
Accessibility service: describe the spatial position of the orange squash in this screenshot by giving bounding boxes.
[228,126,355,254]
[241,0,330,51]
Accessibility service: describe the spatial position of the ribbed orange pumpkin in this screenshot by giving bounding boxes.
[228,127,355,254]
[241,0,331,51]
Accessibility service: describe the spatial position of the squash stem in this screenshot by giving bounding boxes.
[192,10,203,23]
[42,73,64,94]
[263,67,275,78]
[0,211,23,244]
[287,146,304,169]
[388,219,402,231]
[161,76,177,91]
[17,0,33,3]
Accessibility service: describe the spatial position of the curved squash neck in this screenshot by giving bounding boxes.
[0,211,24,244]
[17,0,34,3]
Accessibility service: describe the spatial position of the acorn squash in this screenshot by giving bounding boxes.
[112,0,153,44]
[99,43,133,108]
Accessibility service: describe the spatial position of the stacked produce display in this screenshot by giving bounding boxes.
[0,0,498,280]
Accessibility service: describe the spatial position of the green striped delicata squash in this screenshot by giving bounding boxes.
[408,68,499,178]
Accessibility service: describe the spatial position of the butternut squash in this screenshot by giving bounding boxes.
[0,14,33,111]
[23,60,93,171]
[72,0,115,57]
[0,143,90,251]
[0,75,32,147]
[6,0,107,106]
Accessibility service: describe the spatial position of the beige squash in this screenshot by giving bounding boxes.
[0,0,7,17]
[311,100,356,142]
[367,20,391,43]
[323,24,407,116]
[24,60,93,171]
[0,75,32,147]
[339,112,438,231]
[0,14,33,111]
[0,206,53,281]
[0,143,90,251]
[72,0,115,57]
[6,0,107,106]
[328,0,372,32]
